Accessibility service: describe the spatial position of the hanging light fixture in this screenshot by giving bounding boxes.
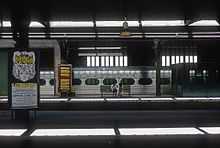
[120,17,131,37]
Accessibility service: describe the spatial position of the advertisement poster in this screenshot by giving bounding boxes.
[8,49,40,109]
[59,64,72,92]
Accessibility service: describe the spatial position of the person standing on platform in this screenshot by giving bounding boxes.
[117,83,123,97]
[111,82,117,97]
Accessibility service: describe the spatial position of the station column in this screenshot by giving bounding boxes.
[54,40,61,96]
[154,39,161,96]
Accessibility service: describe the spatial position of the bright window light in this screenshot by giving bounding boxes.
[101,56,105,66]
[96,21,123,27]
[91,56,95,67]
[189,20,219,26]
[87,56,91,67]
[31,129,115,136]
[127,21,139,27]
[166,56,170,66]
[141,98,173,101]
[105,56,109,66]
[176,56,180,64]
[171,56,175,64]
[190,56,193,63]
[3,21,11,27]
[115,56,119,66]
[162,56,166,66]
[194,56,198,63]
[180,56,184,63]
[124,56,128,66]
[119,128,203,135]
[119,56,123,66]
[110,56,114,66]
[50,21,94,27]
[96,21,139,27]
[141,20,185,27]
[29,21,45,28]
[185,56,189,63]
[0,129,27,136]
[199,127,220,134]
[96,56,100,66]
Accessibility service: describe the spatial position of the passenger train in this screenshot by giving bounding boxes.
[40,66,172,96]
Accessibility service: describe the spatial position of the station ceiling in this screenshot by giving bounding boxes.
[1,0,219,23]
[1,0,220,48]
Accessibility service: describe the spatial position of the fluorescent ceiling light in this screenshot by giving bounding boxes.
[29,35,46,38]
[78,53,96,56]
[97,53,122,56]
[142,20,185,26]
[29,21,45,28]
[31,129,115,136]
[78,47,121,50]
[98,35,120,38]
[50,35,95,38]
[98,33,120,35]
[50,33,95,35]
[101,47,121,49]
[50,21,94,27]
[192,35,220,38]
[119,128,203,135]
[189,20,219,26]
[78,47,96,50]
[2,36,13,39]
[199,127,220,134]
[3,21,11,27]
[0,129,27,136]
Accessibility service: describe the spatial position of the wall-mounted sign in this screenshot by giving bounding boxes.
[8,49,40,109]
[59,64,72,92]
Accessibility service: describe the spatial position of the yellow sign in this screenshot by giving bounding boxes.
[59,64,72,92]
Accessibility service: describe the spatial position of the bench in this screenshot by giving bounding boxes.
[100,85,131,97]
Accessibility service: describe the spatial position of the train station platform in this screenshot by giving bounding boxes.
[0,109,220,148]
[1,96,220,110]
[1,96,220,147]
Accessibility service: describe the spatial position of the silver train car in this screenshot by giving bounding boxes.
[40,66,172,96]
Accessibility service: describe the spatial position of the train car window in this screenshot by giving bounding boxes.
[103,78,117,85]
[138,78,153,85]
[49,79,54,85]
[190,77,205,85]
[85,78,100,85]
[72,78,82,85]
[40,79,46,86]
[189,70,207,85]
[120,78,135,85]
[160,78,170,85]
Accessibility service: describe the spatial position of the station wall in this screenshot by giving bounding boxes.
[0,49,8,95]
